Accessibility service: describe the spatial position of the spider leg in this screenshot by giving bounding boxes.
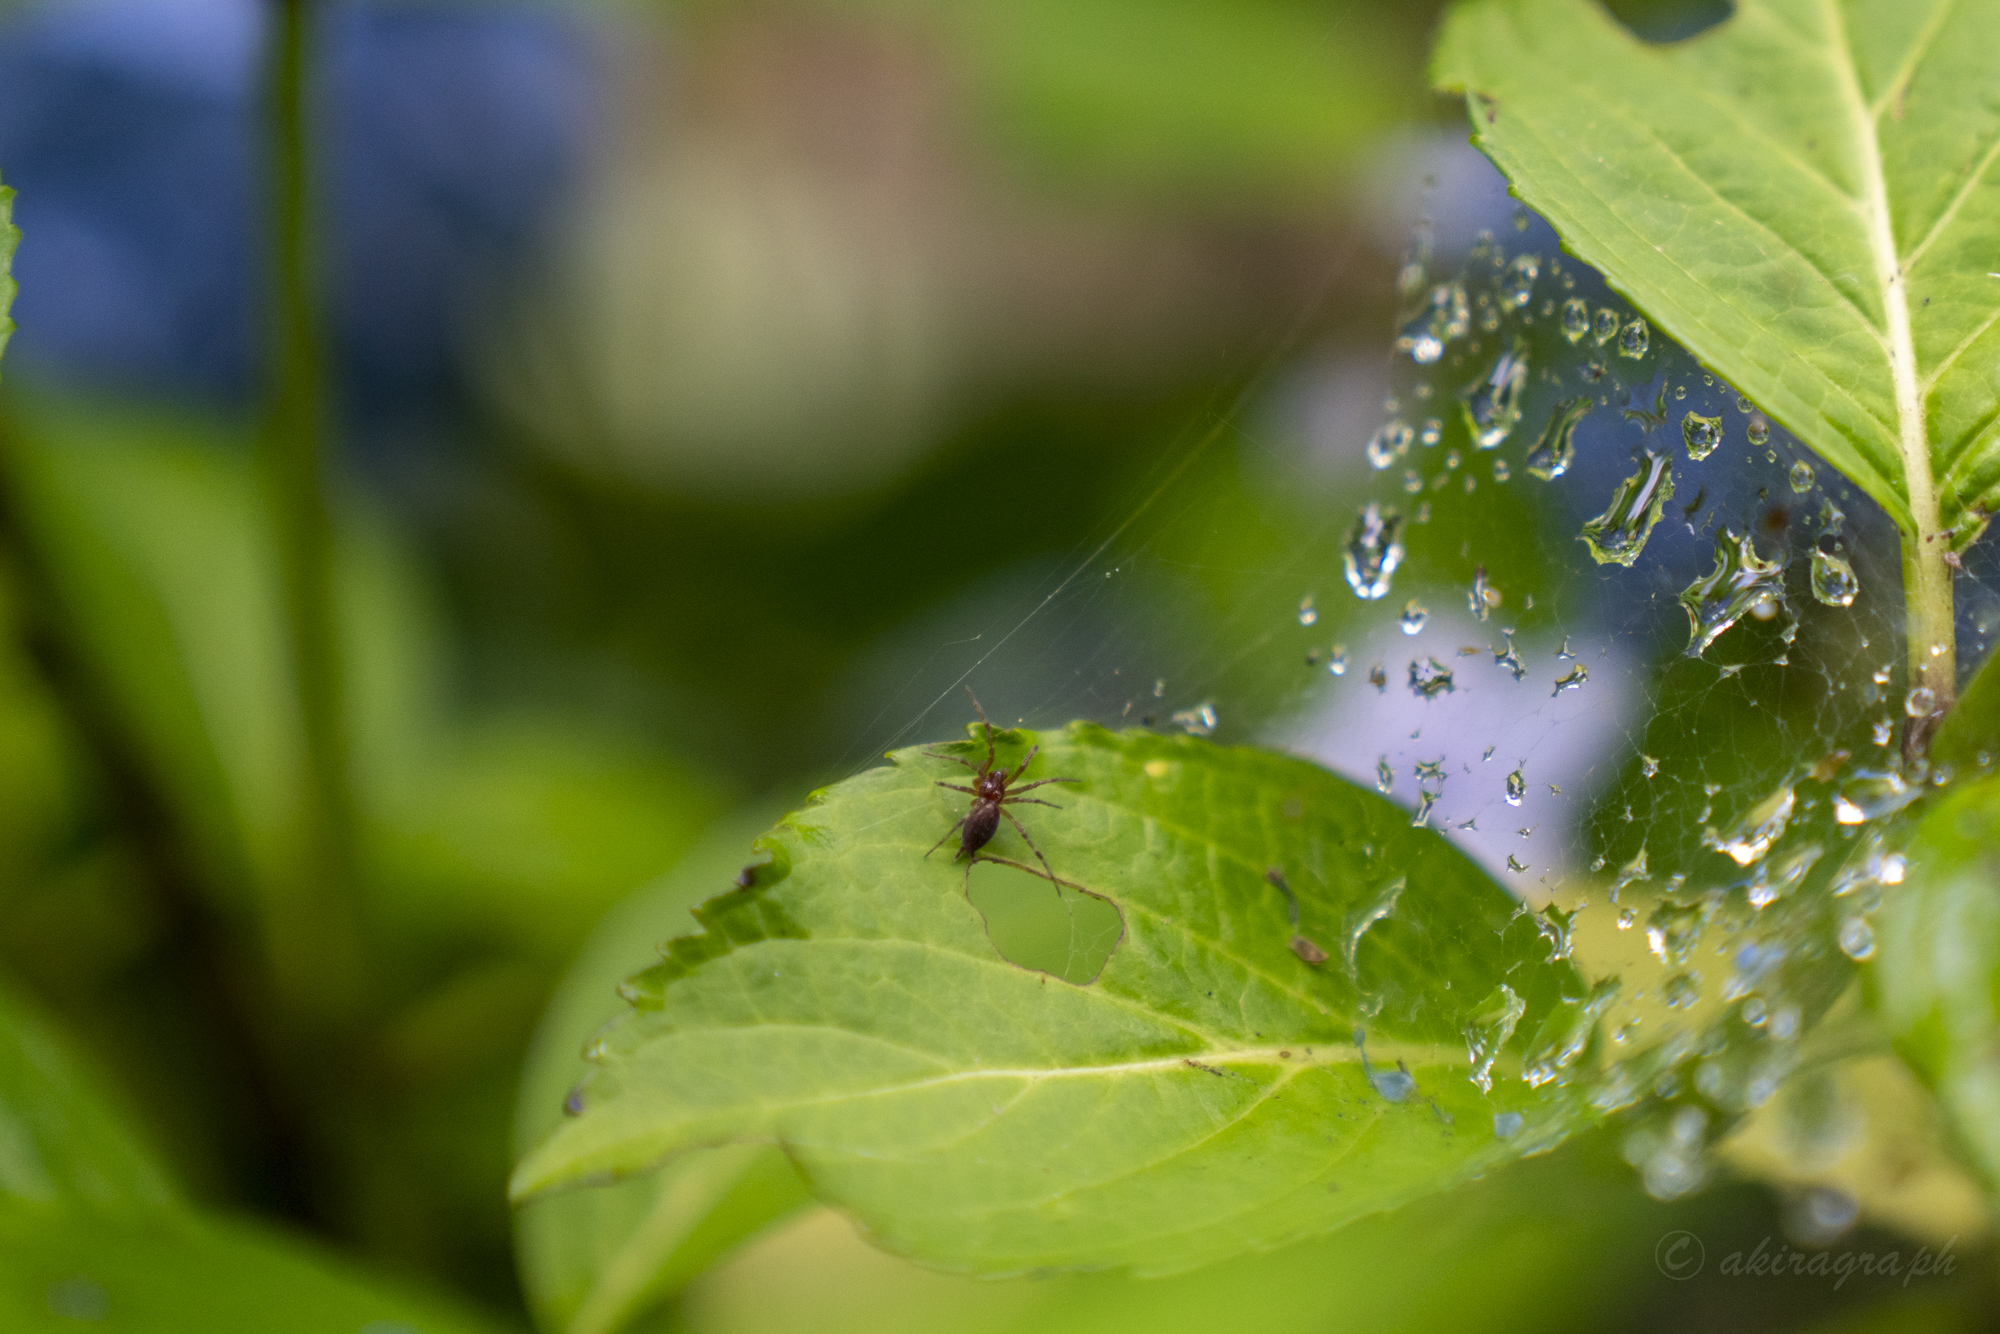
[922,748,980,772]
[1000,807,1060,888]
[973,853,1088,892]
[1001,797,1062,810]
[1008,776,1080,794]
[935,781,978,795]
[1006,744,1041,785]
[964,687,997,774]
[927,817,967,859]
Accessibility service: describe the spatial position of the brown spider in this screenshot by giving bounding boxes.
[925,688,1078,883]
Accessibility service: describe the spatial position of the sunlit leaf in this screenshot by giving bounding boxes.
[1433,0,2000,547]
[1875,773,2000,1190]
[514,724,1600,1276]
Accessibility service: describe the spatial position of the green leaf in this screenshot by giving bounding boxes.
[515,809,813,1334]
[1432,0,2000,546]
[1875,773,2000,1188]
[1930,648,2000,770]
[514,724,1598,1276]
[0,977,176,1213]
[678,1131,1787,1334]
[0,1202,511,1334]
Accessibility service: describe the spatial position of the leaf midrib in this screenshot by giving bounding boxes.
[1822,0,1938,541]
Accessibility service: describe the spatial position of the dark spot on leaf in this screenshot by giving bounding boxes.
[563,1088,585,1116]
[1291,935,1329,965]
[1265,867,1300,925]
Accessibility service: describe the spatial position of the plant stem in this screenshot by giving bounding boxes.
[260,0,362,1024]
[1903,525,1958,760]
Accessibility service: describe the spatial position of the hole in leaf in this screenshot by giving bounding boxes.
[1601,0,1732,44]
[965,858,1123,985]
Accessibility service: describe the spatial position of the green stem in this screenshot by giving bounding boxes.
[260,0,361,1024]
[1903,525,1957,761]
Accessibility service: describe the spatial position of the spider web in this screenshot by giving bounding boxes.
[833,139,1998,1190]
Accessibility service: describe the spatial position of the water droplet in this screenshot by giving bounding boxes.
[1419,418,1442,447]
[1559,297,1589,342]
[1523,976,1619,1086]
[1171,703,1218,736]
[1327,645,1348,676]
[1746,841,1821,908]
[1747,417,1771,447]
[1505,769,1526,806]
[1507,853,1530,872]
[1617,906,1637,929]
[1298,594,1317,626]
[1493,634,1526,681]
[1411,790,1438,827]
[1789,459,1814,493]
[1500,253,1539,310]
[1662,973,1701,1009]
[1552,664,1588,695]
[1710,783,1796,866]
[1679,528,1792,658]
[1641,755,1660,777]
[1646,895,1706,965]
[1837,917,1875,960]
[1580,452,1674,566]
[1366,418,1416,469]
[1905,686,1937,718]
[1461,338,1530,448]
[1458,983,1525,1093]
[1409,656,1455,699]
[1832,770,1916,824]
[1343,503,1405,600]
[1870,717,1893,746]
[1524,396,1590,480]
[1398,283,1471,363]
[1400,599,1429,635]
[1612,847,1650,898]
[1618,318,1650,359]
[1492,459,1510,482]
[1493,1111,1525,1138]
[1376,756,1394,792]
[1368,663,1387,692]
[1467,566,1497,621]
[1811,534,1859,607]
[1591,307,1620,345]
[1680,411,1723,461]
[1343,877,1406,975]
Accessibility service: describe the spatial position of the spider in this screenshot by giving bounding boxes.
[925,688,1078,884]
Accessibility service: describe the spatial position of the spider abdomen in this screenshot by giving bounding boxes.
[958,801,1002,859]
